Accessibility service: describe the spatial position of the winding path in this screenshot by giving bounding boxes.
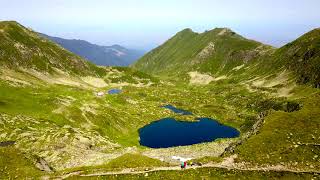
[59,162,320,179]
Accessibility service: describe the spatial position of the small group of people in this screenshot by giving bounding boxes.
[171,156,194,170]
[181,161,202,170]
[180,161,187,169]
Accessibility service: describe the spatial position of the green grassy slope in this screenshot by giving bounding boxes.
[241,28,320,87]
[274,28,320,87]
[0,21,105,76]
[235,88,320,170]
[132,28,273,78]
[0,20,158,87]
[0,20,161,175]
[0,146,44,179]
[133,27,320,88]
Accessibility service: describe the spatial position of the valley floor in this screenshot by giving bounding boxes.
[1,75,320,179]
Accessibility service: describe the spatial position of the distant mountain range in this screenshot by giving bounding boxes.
[40,33,145,66]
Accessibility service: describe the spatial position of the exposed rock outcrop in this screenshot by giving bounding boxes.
[35,157,53,172]
[196,42,215,59]
[223,111,269,155]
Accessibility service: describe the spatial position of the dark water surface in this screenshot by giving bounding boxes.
[139,118,239,148]
[161,104,192,115]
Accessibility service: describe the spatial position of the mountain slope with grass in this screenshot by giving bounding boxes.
[0,21,161,176]
[0,21,104,77]
[274,28,320,87]
[40,33,145,66]
[132,28,274,79]
[0,21,156,88]
[133,27,320,88]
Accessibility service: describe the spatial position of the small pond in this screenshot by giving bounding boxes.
[161,104,192,115]
[108,89,122,94]
[139,118,239,148]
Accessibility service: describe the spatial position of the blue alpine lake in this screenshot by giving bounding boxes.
[108,89,122,94]
[139,117,240,148]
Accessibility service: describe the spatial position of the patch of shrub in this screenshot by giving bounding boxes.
[0,101,6,106]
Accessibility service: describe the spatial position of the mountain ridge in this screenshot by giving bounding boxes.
[133,27,320,87]
[132,27,272,77]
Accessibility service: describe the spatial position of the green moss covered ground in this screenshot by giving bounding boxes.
[1,76,319,179]
[0,147,44,179]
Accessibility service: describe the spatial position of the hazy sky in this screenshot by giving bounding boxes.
[1,0,320,50]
